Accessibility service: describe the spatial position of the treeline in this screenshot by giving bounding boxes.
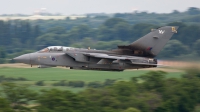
[0,75,28,82]
[0,20,40,63]
[114,7,200,25]
[0,20,200,60]
[35,79,116,88]
[32,7,200,31]
[1,69,200,112]
[0,8,200,63]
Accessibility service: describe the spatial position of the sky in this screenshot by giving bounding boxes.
[0,0,200,15]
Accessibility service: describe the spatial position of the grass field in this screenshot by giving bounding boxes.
[0,67,184,92]
[0,67,183,81]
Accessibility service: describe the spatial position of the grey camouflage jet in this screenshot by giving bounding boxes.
[13,26,178,71]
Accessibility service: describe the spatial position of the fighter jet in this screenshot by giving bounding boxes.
[13,26,178,71]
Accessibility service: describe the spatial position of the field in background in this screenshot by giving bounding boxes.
[0,64,184,92]
[0,15,86,21]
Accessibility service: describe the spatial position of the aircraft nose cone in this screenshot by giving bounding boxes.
[13,54,30,64]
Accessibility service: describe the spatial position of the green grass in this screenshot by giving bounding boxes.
[0,67,184,92]
[0,68,183,81]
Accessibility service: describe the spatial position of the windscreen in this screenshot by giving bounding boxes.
[39,48,49,52]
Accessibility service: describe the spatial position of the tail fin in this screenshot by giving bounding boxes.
[130,26,179,56]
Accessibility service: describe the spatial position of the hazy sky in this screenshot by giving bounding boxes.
[0,0,200,15]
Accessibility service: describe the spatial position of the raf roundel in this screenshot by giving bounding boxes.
[147,47,153,51]
[52,57,56,61]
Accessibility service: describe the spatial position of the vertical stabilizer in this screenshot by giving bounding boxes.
[130,26,179,56]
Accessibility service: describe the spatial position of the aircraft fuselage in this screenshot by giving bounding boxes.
[14,48,157,71]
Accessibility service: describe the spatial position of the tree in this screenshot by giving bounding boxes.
[87,81,103,88]
[67,25,92,42]
[187,7,200,15]
[194,39,200,56]
[80,88,120,111]
[139,71,167,92]
[112,81,136,96]
[46,26,66,34]
[103,79,116,86]
[36,89,93,112]
[182,67,200,79]
[35,80,45,86]
[123,107,141,112]
[103,18,128,28]
[159,40,189,58]
[0,47,6,58]
[33,25,41,38]
[1,82,38,110]
[172,10,180,14]
[0,47,6,64]
[36,33,63,46]
[113,22,131,41]
[0,97,13,112]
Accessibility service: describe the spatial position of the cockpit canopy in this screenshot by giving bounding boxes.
[39,46,77,52]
